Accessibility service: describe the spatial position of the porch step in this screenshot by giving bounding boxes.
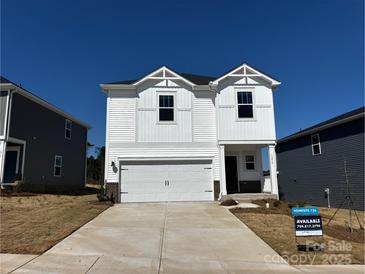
[222,193,278,203]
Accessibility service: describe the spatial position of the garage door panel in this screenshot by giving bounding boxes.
[120,160,213,203]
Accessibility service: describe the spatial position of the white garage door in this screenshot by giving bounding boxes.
[120,160,213,202]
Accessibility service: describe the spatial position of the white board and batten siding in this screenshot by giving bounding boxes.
[217,77,276,142]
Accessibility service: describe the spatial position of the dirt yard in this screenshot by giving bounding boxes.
[0,189,112,254]
[231,199,365,265]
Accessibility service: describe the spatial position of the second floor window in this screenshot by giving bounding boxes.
[237,91,253,118]
[65,119,72,139]
[159,95,174,121]
[311,134,321,155]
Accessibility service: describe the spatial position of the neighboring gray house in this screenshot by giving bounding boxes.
[0,76,90,192]
[276,107,364,210]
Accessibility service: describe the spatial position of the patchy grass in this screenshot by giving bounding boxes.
[0,190,112,254]
[231,200,364,264]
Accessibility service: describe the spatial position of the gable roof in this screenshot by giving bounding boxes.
[212,63,281,88]
[278,106,365,144]
[101,64,280,90]
[0,75,91,129]
[0,76,12,84]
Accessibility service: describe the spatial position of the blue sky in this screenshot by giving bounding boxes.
[1,0,364,153]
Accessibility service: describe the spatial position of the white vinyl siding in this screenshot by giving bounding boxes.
[217,77,276,141]
[136,85,192,142]
[106,143,220,182]
[108,90,136,143]
[193,91,216,142]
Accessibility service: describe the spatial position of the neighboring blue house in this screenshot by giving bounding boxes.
[0,76,90,192]
[276,107,364,210]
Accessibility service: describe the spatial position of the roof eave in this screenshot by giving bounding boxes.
[4,84,91,129]
[100,84,137,91]
[278,112,365,144]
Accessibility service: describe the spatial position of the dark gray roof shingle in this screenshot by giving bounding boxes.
[278,106,365,143]
[106,73,216,85]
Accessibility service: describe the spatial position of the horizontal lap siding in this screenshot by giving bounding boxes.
[108,91,136,143]
[107,143,220,182]
[277,118,364,210]
[193,91,216,142]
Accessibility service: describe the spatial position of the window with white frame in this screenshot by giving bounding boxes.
[245,155,255,170]
[237,91,254,118]
[65,119,72,139]
[159,95,174,121]
[311,134,321,155]
[54,155,62,177]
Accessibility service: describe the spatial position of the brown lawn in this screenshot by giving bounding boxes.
[0,189,112,254]
[231,199,365,265]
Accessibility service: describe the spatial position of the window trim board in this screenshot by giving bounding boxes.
[65,119,72,140]
[235,88,256,121]
[156,92,176,123]
[311,133,322,156]
[54,155,63,177]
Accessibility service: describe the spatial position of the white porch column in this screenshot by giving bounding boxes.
[268,145,278,196]
[0,140,6,184]
[219,144,227,196]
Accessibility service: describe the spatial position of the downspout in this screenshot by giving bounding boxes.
[103,90,110,191]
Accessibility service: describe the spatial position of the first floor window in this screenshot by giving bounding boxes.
[159,95,174,121]
[245,155,255,170]
[311,134,321,155]
[54,155,62,177]
[65,119,72,139]
[237,91,254,118]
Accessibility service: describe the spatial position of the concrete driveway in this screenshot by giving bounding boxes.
[7,202,364,273]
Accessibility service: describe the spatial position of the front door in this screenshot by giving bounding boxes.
[4,149,19,183]
[225,156,238,194]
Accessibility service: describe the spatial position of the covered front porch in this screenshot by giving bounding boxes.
[218,143,278,199]
[0,137,26,185]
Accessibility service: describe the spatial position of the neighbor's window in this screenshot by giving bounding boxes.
[54,155,63,177]
[311,134,321,155]
[159,95,174,121]
[245,155,255,170]
[65,119,72,140]
[237,91,253,118]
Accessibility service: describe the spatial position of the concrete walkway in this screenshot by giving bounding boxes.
[3,202,364,273]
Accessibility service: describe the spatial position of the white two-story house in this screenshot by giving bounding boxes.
[101,64,280,203]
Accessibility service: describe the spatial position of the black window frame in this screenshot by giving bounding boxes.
[237,91,254,119]
[158,95,174,122]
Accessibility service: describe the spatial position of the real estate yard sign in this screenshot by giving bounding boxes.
[294,215,323,236]
[292,207,323,237]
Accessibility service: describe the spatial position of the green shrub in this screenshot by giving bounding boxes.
[97,185,109,202]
